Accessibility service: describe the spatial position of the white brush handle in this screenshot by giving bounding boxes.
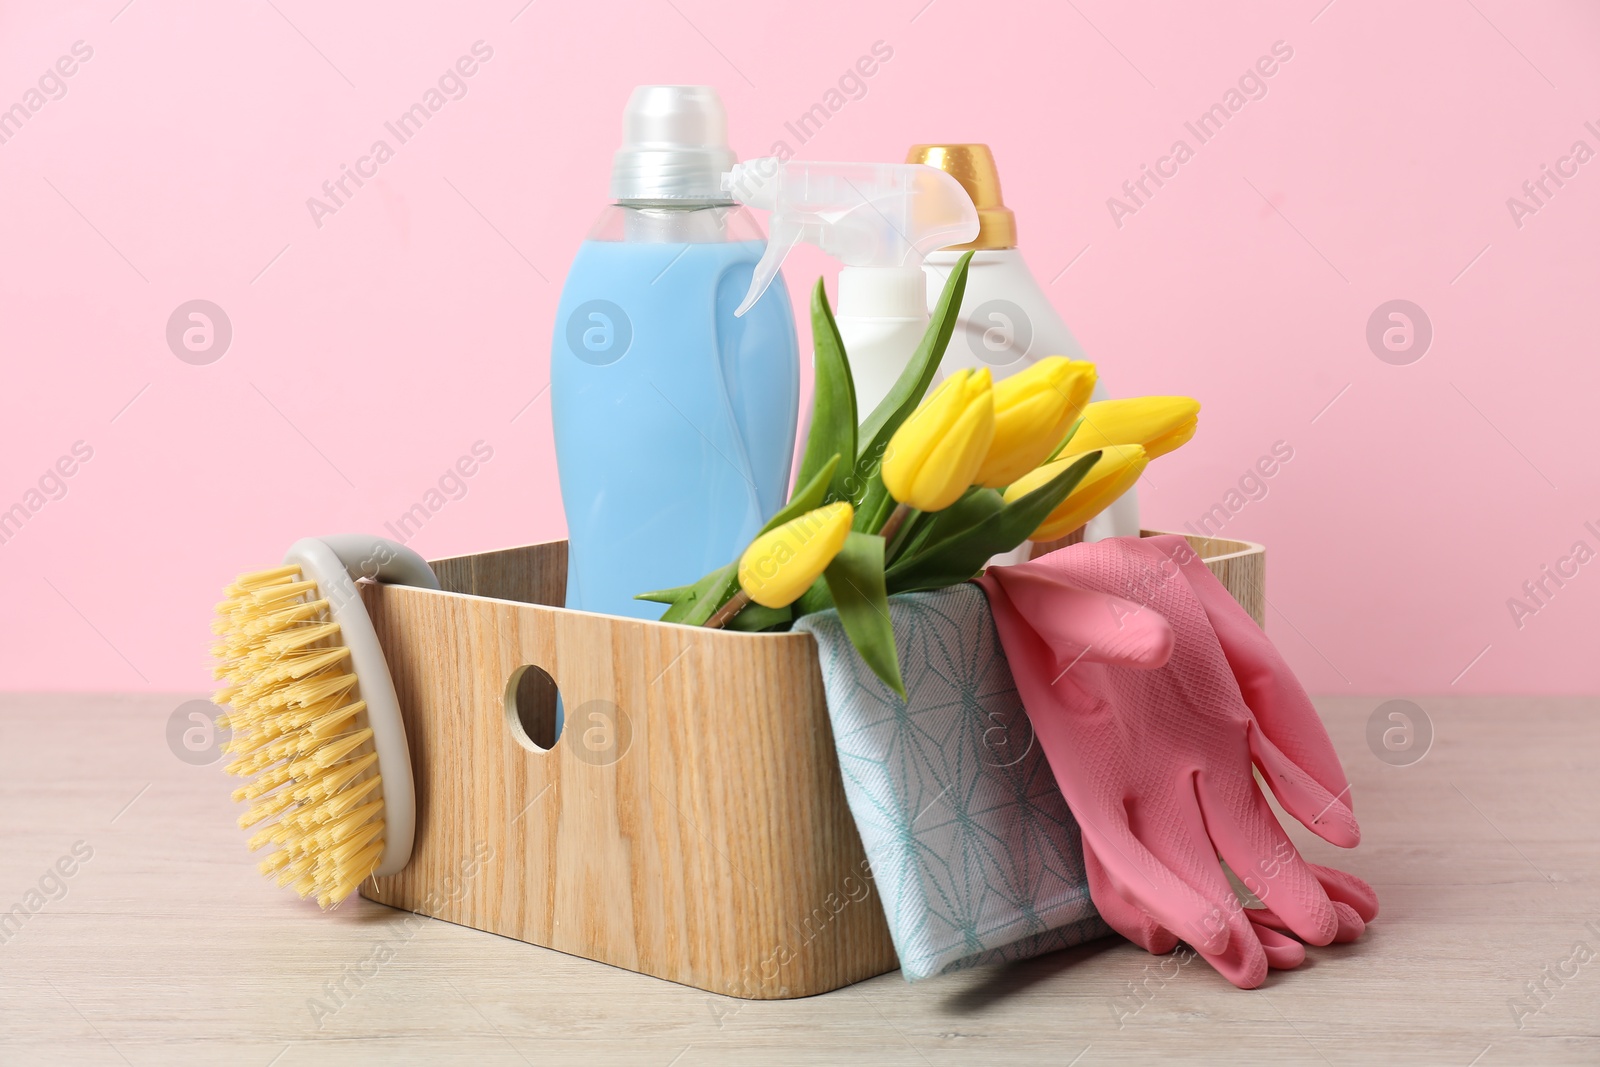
[317,534,441,590]
[283,535,436,879]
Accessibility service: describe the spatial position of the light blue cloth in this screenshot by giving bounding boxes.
[795,584,1110,981]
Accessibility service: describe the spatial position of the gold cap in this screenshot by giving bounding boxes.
[906,143,1017,250]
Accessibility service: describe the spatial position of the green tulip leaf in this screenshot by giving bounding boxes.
[657,562,739,626]
[726,602,792,631]
[635,582,695,605]
[884,451,1100,594]
[823,532,904,699]
[1045,416,1086,463]
[884,508,925,560]
[796,281,857,505]
[898,487,1003,560]
[793,575,833,618]
[851,476,898,537]
[762,453,840,535]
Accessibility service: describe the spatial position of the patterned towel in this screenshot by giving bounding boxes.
[795,584,1110,981]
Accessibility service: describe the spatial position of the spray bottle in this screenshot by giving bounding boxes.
[721,159,978,414]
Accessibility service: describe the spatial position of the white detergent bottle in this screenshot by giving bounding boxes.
[909,143,1140,543]
[721,158,978,415]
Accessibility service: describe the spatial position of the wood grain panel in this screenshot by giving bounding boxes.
[362,541,896,999]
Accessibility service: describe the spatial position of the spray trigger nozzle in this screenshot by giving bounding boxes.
[721,159,978,318]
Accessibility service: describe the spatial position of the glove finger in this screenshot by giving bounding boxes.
[1083,844,1178,955]
[1246,915,1308,970]
[1194,770,1340,948]
[1118,791,1271,989]
[1072,807,1235,961]
[1252,899,1366,944]
[1306,862,1380,924]
[1248,721,1361,848]
[1144,534,1353,804]
[1329,902,1366,942]
[1089,848,1301,981]
[1194,917,1270,989]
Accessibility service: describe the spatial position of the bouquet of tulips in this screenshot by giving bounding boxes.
[638,253,1198,695]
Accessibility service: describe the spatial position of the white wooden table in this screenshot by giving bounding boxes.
[1,694,1595,1065]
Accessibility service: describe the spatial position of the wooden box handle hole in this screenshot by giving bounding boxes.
[504,664,561,752]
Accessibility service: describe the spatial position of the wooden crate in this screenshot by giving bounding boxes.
[359,531,1265,999]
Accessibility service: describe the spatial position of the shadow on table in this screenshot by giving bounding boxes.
[941,937,1126,1013]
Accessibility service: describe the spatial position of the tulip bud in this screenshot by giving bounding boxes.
[1005,445,1148,543]
[882,368,996,513]
[737,501,854,608]
[1067,397,1199,459]
[973,357,1097,488]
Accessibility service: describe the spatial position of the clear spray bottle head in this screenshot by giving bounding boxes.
[721,159,979,317]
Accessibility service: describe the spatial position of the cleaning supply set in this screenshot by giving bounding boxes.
[202,82,1374,1000]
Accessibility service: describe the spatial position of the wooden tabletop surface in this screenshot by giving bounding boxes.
[1,693,1595,1066]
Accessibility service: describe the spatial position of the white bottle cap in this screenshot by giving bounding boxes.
[610,85,737,202]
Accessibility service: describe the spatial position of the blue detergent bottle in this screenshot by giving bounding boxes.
[551,85,799,626]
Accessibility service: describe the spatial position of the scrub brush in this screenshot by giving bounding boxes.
[211,535,439,907]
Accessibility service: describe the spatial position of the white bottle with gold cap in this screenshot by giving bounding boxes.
[909,143,1140,543]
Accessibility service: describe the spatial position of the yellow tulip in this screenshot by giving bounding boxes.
[881,368,996,512]
[973,357,1097,488]
[1068,397,1200,459]
[738,501,854,608]
[1006,444,1149,543]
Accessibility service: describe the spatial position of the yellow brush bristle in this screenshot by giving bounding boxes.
[211,563,386,908]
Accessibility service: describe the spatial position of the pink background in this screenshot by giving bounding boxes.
[1,0,1596,695]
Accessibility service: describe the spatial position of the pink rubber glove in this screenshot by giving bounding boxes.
[976,535,1377,988]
